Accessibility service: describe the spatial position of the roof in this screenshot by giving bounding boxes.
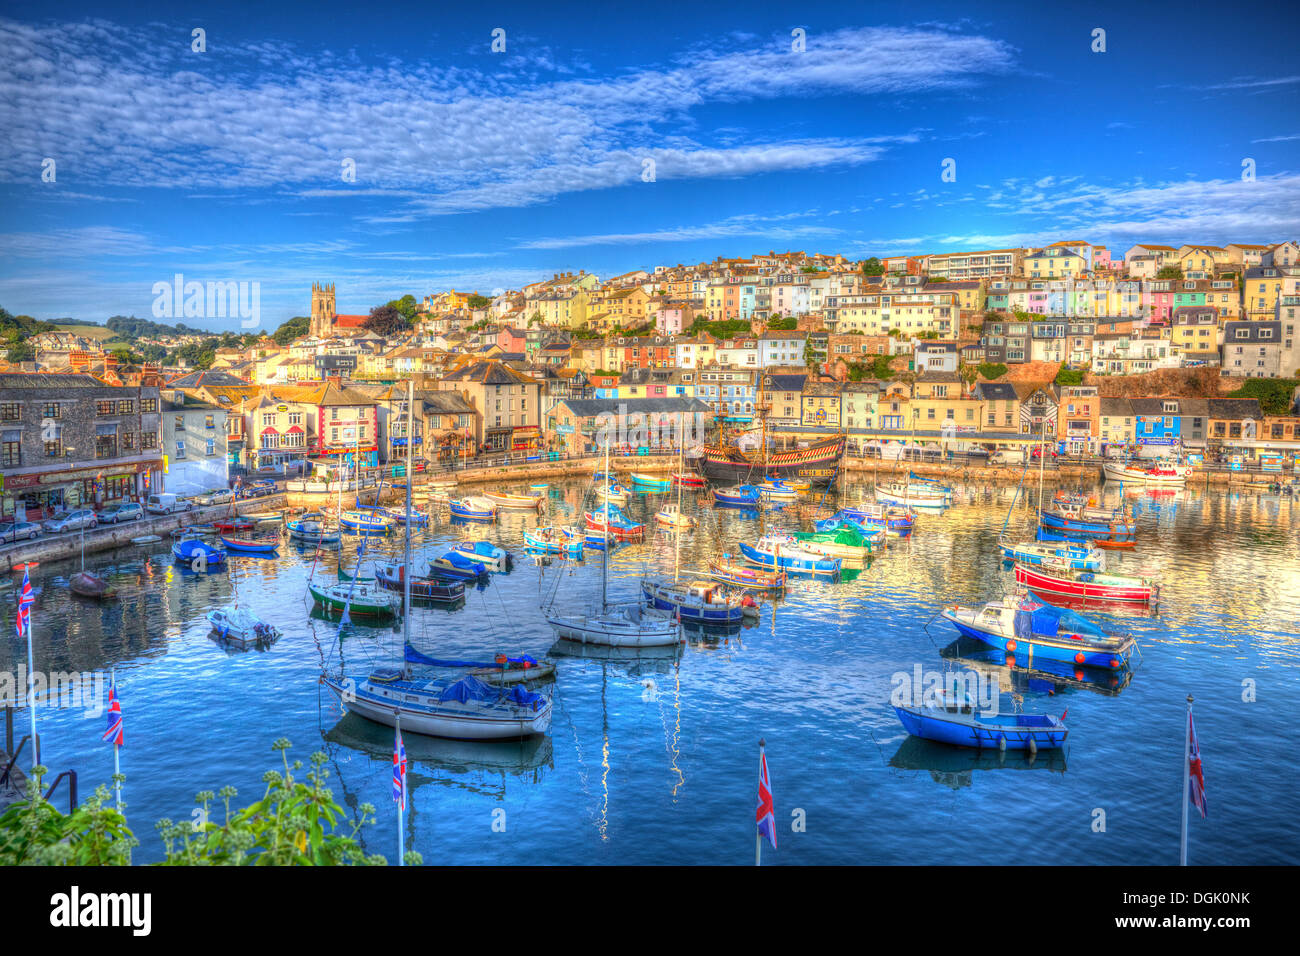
[764,373,807,391]
[1099,397,1133,417]
[440,360,539,386]
[0,372,108,389]
[1207,398,1263,419]
[165,368,250,388]
[974,382,1017,401]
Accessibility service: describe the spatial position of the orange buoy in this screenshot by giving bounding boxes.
[1075,652,1086,664]
[1110,658,1121,669]
[1006,639,1017,652]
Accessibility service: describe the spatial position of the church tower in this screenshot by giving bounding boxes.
[310,282,336,338]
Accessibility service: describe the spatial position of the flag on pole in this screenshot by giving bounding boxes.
[392,727,407,811]
[756,748,777,850]
[102,676,123,747]
[1187,711,1207,819]
[15,568,34,639]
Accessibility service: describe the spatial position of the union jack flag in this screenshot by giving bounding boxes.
[756,748,776,850]
[102,677,123,748]
[15,568,34,640]
[1188,712,1207,819]
[392,727,407,811]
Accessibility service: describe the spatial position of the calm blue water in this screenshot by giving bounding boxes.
[4,478,1298,865]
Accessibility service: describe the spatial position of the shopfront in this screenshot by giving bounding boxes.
[511,425,540,451]
[1,460,158,521]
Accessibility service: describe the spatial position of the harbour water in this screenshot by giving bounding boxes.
[3,478,1298,865]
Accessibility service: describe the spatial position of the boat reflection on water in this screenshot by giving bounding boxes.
[547,637,683,674]
[323,711,553,783]
[940,637,1134,697]
[1017,584,1161,619]
[889,734,1067,789]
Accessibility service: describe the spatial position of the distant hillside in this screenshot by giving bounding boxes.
[106,315,221,339]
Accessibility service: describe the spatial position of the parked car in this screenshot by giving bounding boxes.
[194,489,233,506]
[0,521,43,544]
[146,493,191,515]
[43,509,98,533]
[96,502,144,524]
[238,480,276,499]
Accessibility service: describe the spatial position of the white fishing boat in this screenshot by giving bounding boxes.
[207,606,282,649]
[1102,460,1193,486]
[654,503,697,529]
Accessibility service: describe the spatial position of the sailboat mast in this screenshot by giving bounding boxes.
[403,380,413,646]
[602,437,610,611]
[674,439,682,583]
[1037,413,1048,519]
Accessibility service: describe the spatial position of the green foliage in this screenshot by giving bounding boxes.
[766,315,797,331]
[6,340,34,362]
[1156,266,1184,280]
[273,315,311,345]
[169,342,217,369]
[156,740,398,866]
[849,354,895,380]
[526,312,543,327]
[386,295,420,323]
[107,315,213,339]
[0,767,136,865]
[860,257,885,276]
[688,317,752,339]
[1055,365,1085,386]
[1226,377,1300,416]
[466,294,492,310]
[977,362,1008,380]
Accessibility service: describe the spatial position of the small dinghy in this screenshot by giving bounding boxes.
[524,526,584,557]
[713,484,761,507]
[793,526,881,565]
[452,540,512,573]
[431,550,491,582]
[829,504,916,537]
[69,571,115,600]
[130,534,162,545]
[207,606,282,649]
[756,480,799,502]
[220,533,280,555]
[671,472,706,488]
[172,538,227,568]
[629,472,671,492]
[654,504,697,530]
[405,643,557,685]
[450,497,498,521]
[594,482,630,504]
[584,505,644,540]
[483,491,542,509]
[287,513,341,544]
[894,694,1068,751]
[707,557,786,591]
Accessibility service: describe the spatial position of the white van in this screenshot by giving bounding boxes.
[146,493,191,515]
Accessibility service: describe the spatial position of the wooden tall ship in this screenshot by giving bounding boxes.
[693,380,846,488]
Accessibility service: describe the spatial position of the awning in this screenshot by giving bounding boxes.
[261,426,279,435]
[287,425,304,434]
[1,429,20,442]
[96,424,117,436]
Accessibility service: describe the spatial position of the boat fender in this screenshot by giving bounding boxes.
[1006,639,1016,652]
[997,734,1006,753]
[1028,736,1037,756]
[1075,652,1086,664]
[1110,658,1121,669]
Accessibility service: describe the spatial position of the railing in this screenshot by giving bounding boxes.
[43,770,78,813]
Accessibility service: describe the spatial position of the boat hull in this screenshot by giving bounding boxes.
[325,678,550,740]
[640,581,746,625]
[894,705,1067,750]
[943,611,1132,669]
[695,435,845,488]
[738,541,840,577]
[545,612,683,647]
[1015,564,1157,604]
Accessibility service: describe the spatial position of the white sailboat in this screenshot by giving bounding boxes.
[546,440,683,647]
[325,381,553,739]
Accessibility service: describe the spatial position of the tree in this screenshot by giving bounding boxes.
[273,315,311,345]
[467,294,491,310]
[6,340,33,363]
[1156,266,1184,280]
[860,257,885,276]
[976,362,1008,380]
[386,295,420,323]
[767,315,797,331]
[363,304,411,337]
[1055,364,1084,386]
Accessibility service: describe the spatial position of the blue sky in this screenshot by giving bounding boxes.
[2,0,1298,332]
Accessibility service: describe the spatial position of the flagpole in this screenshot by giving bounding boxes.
[25,616,36,768]
[111,667,122,811]
[1179,694,1193,866]
[756,737,765,867]
[396,715,405,867]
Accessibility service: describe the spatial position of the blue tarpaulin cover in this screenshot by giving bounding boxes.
[404,644,538,669]
[439,676,497,703]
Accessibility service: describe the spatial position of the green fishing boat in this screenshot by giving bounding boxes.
[308,579,400,617]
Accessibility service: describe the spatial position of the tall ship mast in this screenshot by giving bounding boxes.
[694,368,846,488]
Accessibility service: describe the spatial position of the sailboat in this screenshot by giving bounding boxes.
[69,521,115,599]
[325,381,553,740]
[655,444,698,529]
[546,440,684,647]
[642,443,747,625]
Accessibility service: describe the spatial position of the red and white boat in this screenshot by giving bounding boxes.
[671,472,706,488]
[1103,461,1193,486]
[1014,562,1158,604]
[584,510,645,541]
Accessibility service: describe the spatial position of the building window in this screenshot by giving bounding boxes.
[97,401,115,416]
[117,400,134,414]
[95,434,118,459]
[43,402,61,419]
[141,398,157,413]
[1,439,18,467]
[175,440,186,458]
[175,415,185,432]
[44,439,61,458]
[141,432,157,449]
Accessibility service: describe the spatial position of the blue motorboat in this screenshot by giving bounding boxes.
[450,496,498,521]
[431,549,491,581]
[640,580,748,625]
[894,697,1068,751]
[999,538,1104,571]
[941,595,1136,670]
[172,537,227,568]
[713,484,761,507]
[739,535,841,577]
[1041,508,1135,537]
[452,540,512,573]
[830,504,916,536]
[339,510,395,534]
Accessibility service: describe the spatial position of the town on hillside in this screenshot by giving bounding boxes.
[2,240,1299,516]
